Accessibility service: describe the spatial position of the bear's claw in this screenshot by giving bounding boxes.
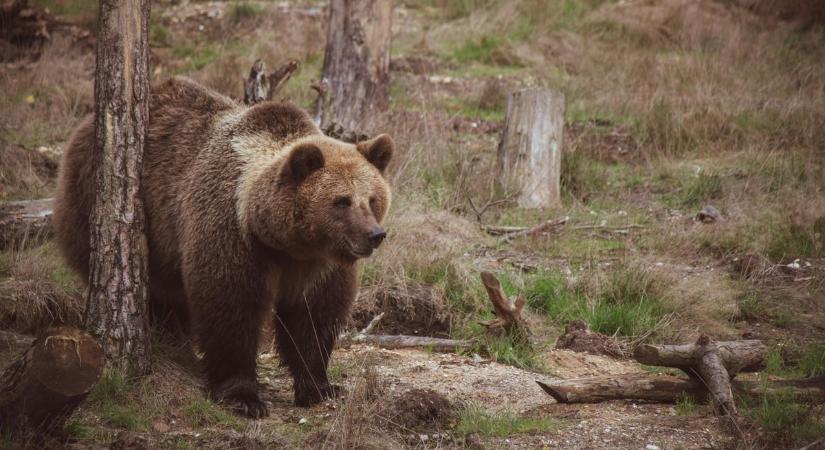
[295,383,345,407]
[223,396,269,418]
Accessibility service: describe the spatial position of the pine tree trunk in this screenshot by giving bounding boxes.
[87,0,151,377]
[496,89,565,209]
[317,0,392,132]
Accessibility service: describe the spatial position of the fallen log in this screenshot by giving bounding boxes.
[633,335,767,415]
[536,374,825,405]
[0,326,105,433]
[633,337,767,375]
[0,197,53,250]
[348,334,473,353]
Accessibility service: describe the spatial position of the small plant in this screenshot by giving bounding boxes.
[798,343,825,377]
[590,266,668,337]
[675,394,696,415]
[451,36,500,64]
[741,389,825,446]
[229,2,261,23]
[457,405,555,436]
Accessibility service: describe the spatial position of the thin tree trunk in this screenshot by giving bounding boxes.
[496,89,565,209]
[87,0,151,377]
[317,0,392,132]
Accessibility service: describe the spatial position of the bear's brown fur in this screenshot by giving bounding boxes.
[53,77,394,417]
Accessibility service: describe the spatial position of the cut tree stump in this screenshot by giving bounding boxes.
[0,197,54,250]
[496,89,565,209]
[316,0,392,132]
[0,326,104,433]
[479,272,530,337]
[537,374,825,405]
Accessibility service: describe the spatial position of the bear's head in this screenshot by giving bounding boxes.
[246,133,394,263]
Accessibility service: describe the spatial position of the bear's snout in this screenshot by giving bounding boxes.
[367,227,386,249]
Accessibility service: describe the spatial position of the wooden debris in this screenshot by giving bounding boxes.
[0,330,35,354]
[0,197,53,250]
[537,374,825,405]
[479,272,529,337]
[348,335,473,353]
[339,313,473,352]
[491,216,568,242]
[243,59,299,105]
[0,326,104,433]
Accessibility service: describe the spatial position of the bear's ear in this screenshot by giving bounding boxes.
[283,143,324,183]
[356,134,394,174]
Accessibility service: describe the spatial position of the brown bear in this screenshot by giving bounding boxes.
[53,77,394,417]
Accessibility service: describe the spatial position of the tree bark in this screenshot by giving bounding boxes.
[0,197,53,250]
[317,0,392,132]
[496,89,565,209]
[87,0,151,377]
[633,339,767,375]
[536,374,825,405]
[0,327,104,433]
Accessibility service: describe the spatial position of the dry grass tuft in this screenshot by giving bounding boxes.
[305,366,404,450]
[0,243,82,332]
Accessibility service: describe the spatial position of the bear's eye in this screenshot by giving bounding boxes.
[333,196,352,209]
[369,197,377,208]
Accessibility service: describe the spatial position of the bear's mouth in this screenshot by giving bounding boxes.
[344,241,374,258]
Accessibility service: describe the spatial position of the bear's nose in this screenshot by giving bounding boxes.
[368,227,386,248]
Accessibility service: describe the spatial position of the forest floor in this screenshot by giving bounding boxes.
[1,0,825,449]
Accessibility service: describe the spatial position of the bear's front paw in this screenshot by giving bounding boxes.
[222,395,269,418]
[294,383,345,407]
[211,377,269,418]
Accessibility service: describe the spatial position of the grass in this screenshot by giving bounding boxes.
[183,399,243,430]
[457,405,556,436]
[675,395,696,416]
[87,371,154,431]
[525,266,669,338]
[740,389,825,447]
[228,1,262,23]
[798,343,825,377]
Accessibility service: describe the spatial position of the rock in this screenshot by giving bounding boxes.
[696,205,721,223]
[646,444,661,450]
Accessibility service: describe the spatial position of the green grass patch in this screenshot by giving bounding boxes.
[183,399,243,430]
[740,389,825,446]
[662,171,723,209]
[451,36,501,64]
[799,343,825,377]
[765,217,825,261]
[228,1,262,23]
[88,371,154,431]
[171,43,220,74]
[457,405,556,436]
[526,266,669,338]
[675,394,696,416]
